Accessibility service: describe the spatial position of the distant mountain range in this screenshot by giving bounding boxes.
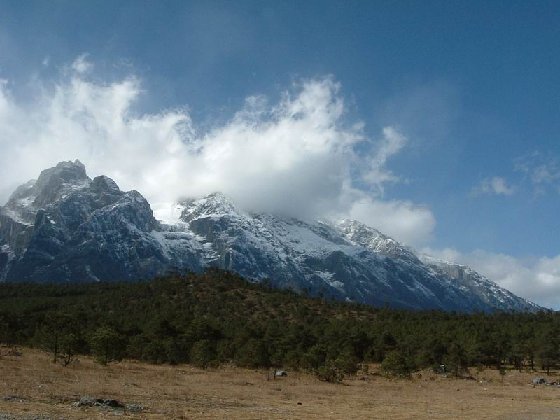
[0,160,540,312]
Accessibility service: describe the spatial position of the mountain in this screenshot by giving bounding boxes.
[0,161,203,282]
[0,161,540,312]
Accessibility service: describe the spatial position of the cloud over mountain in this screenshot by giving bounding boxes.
[0,57,434,247]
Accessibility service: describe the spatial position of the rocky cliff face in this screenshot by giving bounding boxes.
[0,161,202,282]
[0,161,541,312]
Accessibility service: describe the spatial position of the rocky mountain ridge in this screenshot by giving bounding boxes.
[0,161,541,312]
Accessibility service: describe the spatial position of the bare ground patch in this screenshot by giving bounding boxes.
[1,347,559,419]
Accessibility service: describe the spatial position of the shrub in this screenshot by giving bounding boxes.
[315,364,344,383]
[381,350,411,377]
[90,326,125,365]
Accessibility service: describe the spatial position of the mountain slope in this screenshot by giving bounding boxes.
[0,161,540,312]
[177,196,538,311]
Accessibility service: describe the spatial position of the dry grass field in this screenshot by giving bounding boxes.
[1,346,559,419]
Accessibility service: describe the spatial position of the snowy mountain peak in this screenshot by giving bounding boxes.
[35,159,88,188]
[335,218,418,260]
[180,192,240,222]
[6,179,36,205]
[2,160,92,225]
[91,175,121,194]
[3,180,38,225]
[32,160,91,209]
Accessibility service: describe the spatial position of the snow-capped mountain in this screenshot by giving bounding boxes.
[0,161,203,282]
[0,161,540,312]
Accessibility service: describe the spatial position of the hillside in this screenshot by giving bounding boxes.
[0,270,558,377]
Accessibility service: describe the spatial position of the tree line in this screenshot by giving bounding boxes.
[0,270,558,380]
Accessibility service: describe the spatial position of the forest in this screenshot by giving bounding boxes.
[0,270,558,381]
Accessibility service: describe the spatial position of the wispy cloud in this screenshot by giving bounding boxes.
[515,152,560,195]
[68,53,94,75]
[363,127,407,195]
[471,176,515,196]
[0,56,436,247]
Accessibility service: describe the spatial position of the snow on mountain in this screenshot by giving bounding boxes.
[419,254,539,312]
[0,161,542,312]
[336,219,419,260]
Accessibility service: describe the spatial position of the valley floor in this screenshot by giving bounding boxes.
[1,347,559,419]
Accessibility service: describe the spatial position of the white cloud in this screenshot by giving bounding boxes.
[422,247,560,309]
[0,59,436,247]
[472,176,515,196]
[346,196,435,246]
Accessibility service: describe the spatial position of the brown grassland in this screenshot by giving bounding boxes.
[1,346,559,419]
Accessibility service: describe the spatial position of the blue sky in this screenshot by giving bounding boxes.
[1,1,559,307]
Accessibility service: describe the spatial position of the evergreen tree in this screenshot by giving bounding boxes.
[90,326,124,365]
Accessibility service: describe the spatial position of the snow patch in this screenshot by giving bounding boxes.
[0,208,33,225]
[153,203,186,224]
[315,270,345,292]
